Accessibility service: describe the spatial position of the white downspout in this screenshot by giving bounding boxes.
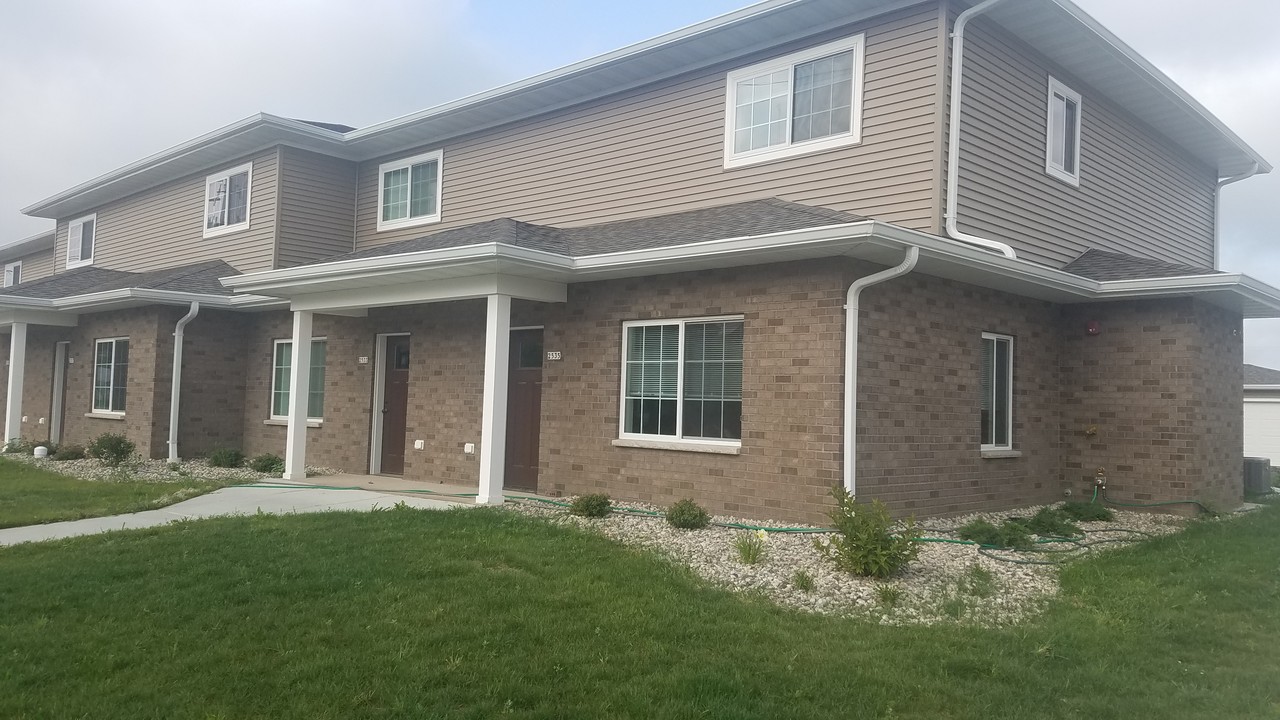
[844,247,920,494]
[167,301,200,463]
[944,0,1018,260]
[1213,162,1260,269]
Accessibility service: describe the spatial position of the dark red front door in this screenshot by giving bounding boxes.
[505,329,543,491]
[380,336,411,475]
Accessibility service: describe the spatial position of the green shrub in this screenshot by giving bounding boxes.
[959,564,996,599]
[875,583,902,609]
[791,570,815,592]
[248,453,285,474]
[957,518,1033,550]
[817,486,921,578]
[207,448,245,468]
[86,433,136,467]
[3,438,35,454]
[665,499,710,530]
[51,444,86,461]
[1059,501,1114,522]
[569,493,612,518]
[1011,507,1082,538]
[733,530,767,565]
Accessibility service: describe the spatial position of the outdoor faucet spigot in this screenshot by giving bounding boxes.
[1094,468,1107,487]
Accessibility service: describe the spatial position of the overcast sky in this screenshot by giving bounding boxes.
[0,0,1276,364]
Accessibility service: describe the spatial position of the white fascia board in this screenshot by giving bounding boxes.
[0,230,56,262]
[0,288,285,315]
[1245,385,1280,392]
[0,309,78,328]
[289,274,567,313]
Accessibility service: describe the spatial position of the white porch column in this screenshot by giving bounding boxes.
[4,322,27,446]
[282,310,313,481]
[477,294,511,505]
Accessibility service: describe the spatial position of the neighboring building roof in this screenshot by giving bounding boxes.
[0,260,240,300]
[21,0,1270,221]
[1245,364,1280,386]
[0,229,55,263]
[314,199,865,263]
[1062,249,1219,281]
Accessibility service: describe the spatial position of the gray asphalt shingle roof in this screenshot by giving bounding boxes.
[1062,248,1218,281]
[1245,364,1280,385]
[0,260,240,301]
[313,199,867,265]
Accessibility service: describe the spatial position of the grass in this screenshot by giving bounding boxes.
[0,457,233,528]
[0,505,1278,718]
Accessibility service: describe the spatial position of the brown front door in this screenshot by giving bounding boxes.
[505,329,543,491]
[379,336,411,475]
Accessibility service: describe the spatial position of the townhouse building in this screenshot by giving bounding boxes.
[2,0,1276,522]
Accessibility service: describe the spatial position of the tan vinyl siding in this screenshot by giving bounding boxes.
[355,5,943,251]
[53,149,279,274]
[12,247,55,284]
[952,17,1217,269]
[276,147,357,268]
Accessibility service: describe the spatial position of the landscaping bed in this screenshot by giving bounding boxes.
[506,497,1189,625]
[2,453,338,484]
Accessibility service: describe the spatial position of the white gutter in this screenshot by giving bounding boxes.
[943,0,1018,260]
[1214,161,1261,269]
[167,302,199,463]
[844,247,920,495]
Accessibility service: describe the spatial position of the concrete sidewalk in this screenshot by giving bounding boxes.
[0,481,463,547]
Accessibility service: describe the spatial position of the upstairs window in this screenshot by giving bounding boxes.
[67,214,96,268]
[93,338,129,414]
[3,262,19,288]
[621,317,743,444]
[980,333,1013,450]
[1045,77,1082,185]
[377,150,443,231]
[724,35,865,168]
[204,163,252,237]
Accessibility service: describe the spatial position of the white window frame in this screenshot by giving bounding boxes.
[3,261,20,288]
[723,34,866,169]
[618,315,744,449]
[203,162,253,238]
[270,338,327,421]
[66,213,96,269]
[980,332,1014,451]
[376,150,444,232]
[1045,77,1082,186]
[92,337,129,415]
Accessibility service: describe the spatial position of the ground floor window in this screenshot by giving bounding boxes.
[93,338,129,413]
[272,339,327,419]
[621,317,743,443]
[980,332,1013,449]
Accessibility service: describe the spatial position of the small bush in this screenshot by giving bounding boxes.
[959,564,996,599]
[207,448,245,468]
[791,570,815,592]
[569,493,612,518]
[957,518,1033,550]
[818,486,921,578]
[87,433,136,467]
[1059,501,1113,522]
[733,530,767,565]
[51,445,86,461]
[1011,507,1082,538]
[3,438,35,454]
[248,453,285,474]
[665,499,710,530]
[875,583,902,609]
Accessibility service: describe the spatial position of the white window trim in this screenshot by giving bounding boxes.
[3,261,20,288]
[1045,77,1082,186]
[202,162,253,239]
[66,213,96,269]
[723,34,866,169]
[980,332,1014,452]
[376,149,444,232]
[617,315,744,449]
[92,337,128,415]
[270,337,327,422]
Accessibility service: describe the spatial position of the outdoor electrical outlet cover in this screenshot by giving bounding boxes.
[464,443,476,454]
[413,439,425,450]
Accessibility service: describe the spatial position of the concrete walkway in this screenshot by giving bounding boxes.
[0,481,463,547]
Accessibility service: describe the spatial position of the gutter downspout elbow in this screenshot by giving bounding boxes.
[943,0,1017,260]
[1213,161,1260,269]
[844,247,920,495]
[167,301,200,463]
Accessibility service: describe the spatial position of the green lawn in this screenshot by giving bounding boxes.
[0,457,231,528]
[0,505,1277,719]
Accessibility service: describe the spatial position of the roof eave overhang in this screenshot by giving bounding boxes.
[0,288,287,318]
[0,231,56,263]
[220,221,1280,318]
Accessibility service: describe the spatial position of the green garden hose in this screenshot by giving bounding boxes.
[1092,485,1214,515]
